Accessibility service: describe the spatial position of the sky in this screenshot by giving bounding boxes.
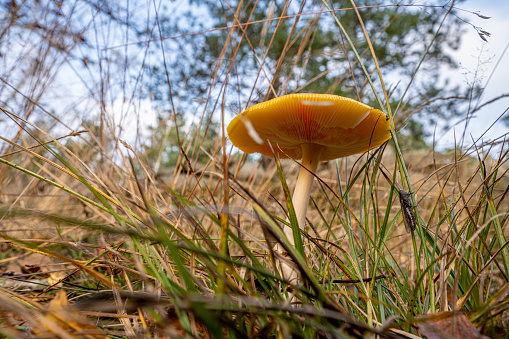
[438,0,509,151]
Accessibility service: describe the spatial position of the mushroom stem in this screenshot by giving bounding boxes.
[289,143,324,240]
[280,143,323,283]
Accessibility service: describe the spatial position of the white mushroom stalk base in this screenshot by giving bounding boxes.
[279,143,324,284]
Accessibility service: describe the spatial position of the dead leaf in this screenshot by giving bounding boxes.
[0,278,48,291]
[32,290,107,339]
[47,271,66,286]
[23,252,55,268]
[3,262,21,275]
[417,311,490,339]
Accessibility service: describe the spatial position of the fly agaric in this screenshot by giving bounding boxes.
[227,93,391,281]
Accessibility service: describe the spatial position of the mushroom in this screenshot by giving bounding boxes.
[227,93,391,282]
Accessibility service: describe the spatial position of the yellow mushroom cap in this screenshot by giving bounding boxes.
[227,93,391,161]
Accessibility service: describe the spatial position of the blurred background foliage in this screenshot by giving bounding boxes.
[0,0,483,167]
